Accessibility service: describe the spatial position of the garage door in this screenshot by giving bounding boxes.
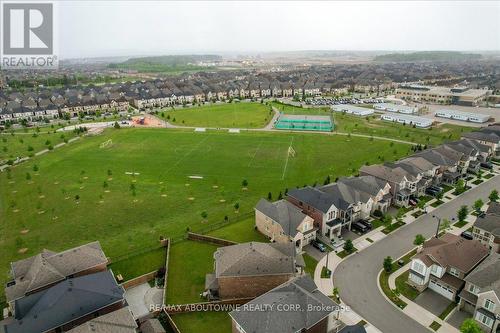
[429,280,454,300]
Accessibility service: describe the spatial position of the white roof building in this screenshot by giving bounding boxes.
[435,109,490,123]
[331,104,374,116]
[381,114,433,128]
[373,103,417,114]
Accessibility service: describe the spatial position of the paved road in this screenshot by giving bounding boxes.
[335,175,500,333]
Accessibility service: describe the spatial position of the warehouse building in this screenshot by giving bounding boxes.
[381,114,433,128]
[373,103,417,114]
[396,85,490,106]
[331,104,374,116]
[435,109,490,123]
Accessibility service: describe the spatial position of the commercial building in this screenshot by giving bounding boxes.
[373,103,417,114]
[331,104,374,116]
[435,109,490,123]
[396,85,490,106]
[380,114,433,128]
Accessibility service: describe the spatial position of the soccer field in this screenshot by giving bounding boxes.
[0,128,411,289]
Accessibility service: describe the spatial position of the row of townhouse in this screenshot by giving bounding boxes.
[0,241,165,333]
[254,124,499,249]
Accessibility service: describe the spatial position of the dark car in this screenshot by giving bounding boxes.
[312,240,326,252]
[358,219,372,229]
[460,231,473,240]
[480,162,493,170]
[352,222,368,234]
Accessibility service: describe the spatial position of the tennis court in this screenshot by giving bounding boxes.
[274,114,333,132]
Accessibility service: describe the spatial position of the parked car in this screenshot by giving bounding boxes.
[312,240,326,252]
[409,199,417,206]
[352,222,369,234]
[358,219,372,230]
[425,188,439,196]
[480,162,493,170]
[460,230,473,240]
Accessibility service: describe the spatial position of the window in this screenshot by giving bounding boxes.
[484,299,496,312]
[449,267,460,277]
[410,273,423,285]
[328,211,335,221]
[412,261,425,274]
[468,284,480,295]
[475,312,493,328]
[430,265,442,277]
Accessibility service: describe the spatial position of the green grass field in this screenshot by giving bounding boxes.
[271,101,330,115]
[171,311,232,333]
[160,102,273,128]
[1,129,77,162]
[0,127,411,292]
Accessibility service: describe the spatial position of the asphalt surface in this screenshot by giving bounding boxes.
[334,175,500,333]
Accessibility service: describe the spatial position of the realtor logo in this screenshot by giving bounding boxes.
[1,2,58,69]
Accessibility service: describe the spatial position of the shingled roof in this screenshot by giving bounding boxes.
[229,275,339,333]
[66,307,137,333]
[214,242,297,278]
[255,199,310,238]
[415,233,489,273]
[3,270,124,333]
[464,253,500,297]
[6,241,108,303]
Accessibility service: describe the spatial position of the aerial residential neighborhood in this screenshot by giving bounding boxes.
[0,1,499,333]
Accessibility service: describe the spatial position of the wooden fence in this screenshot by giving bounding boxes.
[187,232,238,246]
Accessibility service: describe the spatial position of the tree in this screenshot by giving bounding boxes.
[435,191,443,201]
[382,214,393,226]
[201,211,208,221]
[439,219,452,232]
[107,169,112,176]
[26,172,31,180]
[278,191,283,200]
[473,199,483,212]
[33,164,39,172]
[413,234,425,246]
[74,194,80,201]
[489,189,499,202]
[455,179,465,194]
[234,202,240,212]
[114,121,120,129]
[267,192,272,200]
[457,205,469,222]
[460,318,482,333]
[242,179,248,187]
[343,239,354,253]
[383,256,393,273]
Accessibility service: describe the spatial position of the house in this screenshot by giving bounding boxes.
[472,202,500,253]
[205,242,302,299]
[65,307,138,333]
[4,241,108,312]
[255,199,316,253]
[413,149,461,184]
[462,131,500,158]
[408,233,489,301]
[0,270,126,333]
[458,253,500,333]
[229,275,341,333]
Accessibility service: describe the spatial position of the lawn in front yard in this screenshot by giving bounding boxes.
[394,270,420,300]
[160,102,272,128]
[382,221,406,234]
[303,253,318,276]
[171,311,231,333]
[431,200,444,208]
[454,220,468,228]
[337,246,358,258]
[166,240,218,305]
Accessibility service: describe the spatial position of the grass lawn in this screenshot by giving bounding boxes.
[1,128,77,162]
[472,179,483,185]
[166,240,218,305]
[438,302,457,320]
[332,113,473,146]
[108,246,166,281]
[206,217,268,243]
[303,253,318,277]
[337,247,357,258]
[171,311,231,333]
[321,266,331,278]
[484,173,494,179]
[0,127,411,295]
[270,101,330,115]
[431,200,444,208]
[430,321,442,331]
[382,221,406,234]
[394,270,420,300]
[454,220,468,228]
[160,102,273,128]
[379,249,417,309]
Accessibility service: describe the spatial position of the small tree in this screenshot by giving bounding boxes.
[114,121,120,129]
[234,202,240,212]
[383,256,393,273]
[413,234,425,246]
[242,179,248,187]
[103,181,108,188]
[382,214,393,226]
[455,179,465,194]
[460,318,482,333]
[267,192,272,200]
[26,172,31,180]
[201,211,208,221]
[343,239,354,253]
[435,191,443,201]
[74,194,80,201]
[489,189,499,202]
[457,205,469,222]
[33,164,39,172]
[277,191,283,200]
[439,219,452,233]
[107,169,112,176]
[473,199,483,212]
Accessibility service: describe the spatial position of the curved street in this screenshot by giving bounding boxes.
[334,175,500,333]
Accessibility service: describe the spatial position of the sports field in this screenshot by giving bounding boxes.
[160,102,273,128]
[0,127,411,291]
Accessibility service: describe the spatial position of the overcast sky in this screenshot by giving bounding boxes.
[57,1,500,59]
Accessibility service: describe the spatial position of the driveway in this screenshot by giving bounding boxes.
[446,310,472,329]
[334,175,500,333]
[414,290,453,317]
[304,244,326,261]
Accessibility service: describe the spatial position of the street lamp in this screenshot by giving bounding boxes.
[432,214,441,238]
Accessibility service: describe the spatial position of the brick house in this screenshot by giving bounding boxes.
[229,275,341,333]
[255,198,316,253]
[205,242,302,299]
[408,233,489,301]
[472,202,500,253]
